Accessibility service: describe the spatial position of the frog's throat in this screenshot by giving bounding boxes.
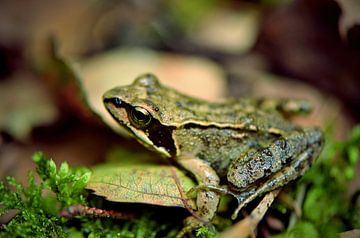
[130,127,172,158]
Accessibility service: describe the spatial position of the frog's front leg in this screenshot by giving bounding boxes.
[177,156,220,228]
[228,127,324,218]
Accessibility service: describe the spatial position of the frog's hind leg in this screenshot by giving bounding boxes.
[231,146,314,219]
[228,127,324,219]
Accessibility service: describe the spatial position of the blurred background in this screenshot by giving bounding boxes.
[0,0,360,234]
[1,0,359,187]
[1,0,360,190]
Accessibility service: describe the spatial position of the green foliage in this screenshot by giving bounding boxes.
[0,175,64,237]
[276,125,360,237]
[0,152,90,237]
[195,226,216,238]
[72,214,179,238]
[283,221,319,238]
[0,152,180,238]
[33,152,91,207]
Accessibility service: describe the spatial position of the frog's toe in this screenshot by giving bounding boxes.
[186,185,229,197]
[186,185,211,198]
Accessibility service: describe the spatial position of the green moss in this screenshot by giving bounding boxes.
[0,153,76,237]
[0,153,181,237]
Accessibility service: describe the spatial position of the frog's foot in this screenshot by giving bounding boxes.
[176,216,214,238]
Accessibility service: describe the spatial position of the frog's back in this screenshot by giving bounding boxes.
[169,97,297,133]
[114,74,297,133]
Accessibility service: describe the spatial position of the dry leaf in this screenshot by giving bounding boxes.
[0,75,58,140]
[87,148,196,209]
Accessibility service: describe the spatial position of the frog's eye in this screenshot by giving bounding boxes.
[130,106,152,128]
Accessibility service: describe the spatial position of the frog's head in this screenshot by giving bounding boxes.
[103,74,179,158]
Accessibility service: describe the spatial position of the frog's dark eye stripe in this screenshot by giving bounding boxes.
[104,97,122,107]
[130,106,152,128]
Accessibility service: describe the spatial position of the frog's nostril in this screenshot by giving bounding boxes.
[104,97,123,107]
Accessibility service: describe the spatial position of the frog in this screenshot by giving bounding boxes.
[103,73,324,234]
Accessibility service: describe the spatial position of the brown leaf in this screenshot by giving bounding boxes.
[87,148,196,209]
[0,74,58,140]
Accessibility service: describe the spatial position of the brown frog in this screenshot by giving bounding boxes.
[103,74,324,233]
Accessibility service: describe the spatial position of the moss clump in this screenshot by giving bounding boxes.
[0,152,90,237]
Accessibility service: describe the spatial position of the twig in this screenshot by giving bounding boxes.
[219,189,281,238]
[60,205,136,220]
